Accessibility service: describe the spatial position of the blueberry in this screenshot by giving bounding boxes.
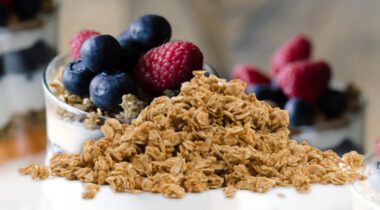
[246,84,273,101]
[319,89,347,118]
[118,39,143,71]
[0,5,7,26]
[90,71,137,112]
[80,35,122,73]
[246,83,288,107]
[285,98,314,127]
[61,59,96,96]
[121,14,171,51]
[12,0,41,20]
[270,80,288,106]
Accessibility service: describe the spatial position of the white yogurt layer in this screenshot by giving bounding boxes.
[46,110,103,154]
[39,177,352,210]
[0,69,45,128]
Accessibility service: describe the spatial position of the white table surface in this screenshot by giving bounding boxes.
[0,155,354,210]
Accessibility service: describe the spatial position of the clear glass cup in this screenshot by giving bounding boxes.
[351,154,380,210]
[0,4,58,163]
[43,54,217,159]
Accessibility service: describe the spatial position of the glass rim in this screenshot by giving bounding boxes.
[42,53,218,121]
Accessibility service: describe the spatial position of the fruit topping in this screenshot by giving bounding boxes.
[89,71,137,112]
[70,29,100,59]
[61,59,96,96]
[231,64,270,86]
[319,89,347,118]
[135,40,203,95]
[118,39,143,71]
[80,34,122,73]
[271,34,312,75]
[285,98,314,127]
[119,14,171,51]
[276,60,331,104]
[270,80,288,106]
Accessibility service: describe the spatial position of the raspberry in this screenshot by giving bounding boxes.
[276,60,331,104]
[271,34,312,75]
[70,29,100,59]
[231,64,270,86]
[135,41,203,95]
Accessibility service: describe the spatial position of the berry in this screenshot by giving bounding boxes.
[80,35,122,73]
[319,89,347,118]
[12,0,41,20]
[285,98,314,127]
[231,64,270,86]
[122,14,171,51]
[0,4,8,26]
[270,80,288,106]
[69,29,100,59]
[276,60,331,104]
[135,41,203,95]
[90,71,137,112]
[246,84,273,101]
[61,60,96,96]
[271,34,312,75]
[118,39,143,71]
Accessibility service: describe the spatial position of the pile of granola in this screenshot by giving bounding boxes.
[21,71,364,198]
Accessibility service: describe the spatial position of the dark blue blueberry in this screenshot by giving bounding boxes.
[0,5,7,26]
[12,0,41,20]
[61,59,96,96]
[270,80,288,106]
[90,71,137,112]
[285,98,315,127]
[319,89,347,118]
[246,84,273,101]
[80,35,122,73]
[121,14,171,51]
[118,39,143,71]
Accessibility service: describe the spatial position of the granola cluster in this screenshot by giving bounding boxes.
[24,71,364,198]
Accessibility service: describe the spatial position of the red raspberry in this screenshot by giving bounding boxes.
[69,29,100,59]
[135,41,203,95]
[276,60,331,104]
[231,64,270,86]
[271,34,312,75]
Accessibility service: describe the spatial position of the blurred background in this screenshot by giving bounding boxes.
[59,0,379,151]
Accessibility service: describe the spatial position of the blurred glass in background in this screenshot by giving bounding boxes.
[0,0,58,163]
